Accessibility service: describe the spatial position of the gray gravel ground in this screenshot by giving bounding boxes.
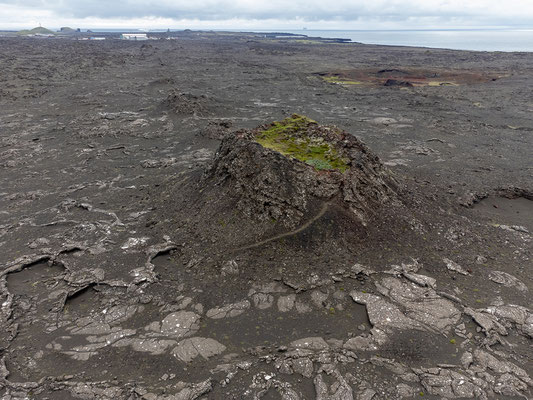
[0,32,532,399]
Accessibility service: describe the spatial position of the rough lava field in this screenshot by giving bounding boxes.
[0,31,532,399]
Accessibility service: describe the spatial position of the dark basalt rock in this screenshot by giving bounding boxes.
[384,79,414,87]
[162,89,210,116]
[204,115,400,227]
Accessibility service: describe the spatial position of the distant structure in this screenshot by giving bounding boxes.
[120,33,148,40]
[89,37,106,41]
[59,27,81,33]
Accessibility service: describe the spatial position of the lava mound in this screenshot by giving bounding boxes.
[162,89,210,116]
[205,114,399,227]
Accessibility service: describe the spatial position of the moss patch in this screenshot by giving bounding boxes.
[254,114,349,172]
[427,81,459,87]
[323,76,362,85]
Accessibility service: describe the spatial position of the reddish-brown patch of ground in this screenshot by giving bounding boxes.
[317,67,503,87]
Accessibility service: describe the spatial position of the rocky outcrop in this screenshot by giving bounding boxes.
[163,90,210,116]
[204,114,399,227]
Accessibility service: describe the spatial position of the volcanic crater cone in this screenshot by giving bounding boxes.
[205,114,401,228]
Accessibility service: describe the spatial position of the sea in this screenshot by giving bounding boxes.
[88,28,533,52]
[252,29,533,52]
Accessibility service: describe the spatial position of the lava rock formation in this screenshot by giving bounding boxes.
[205,114,400,227]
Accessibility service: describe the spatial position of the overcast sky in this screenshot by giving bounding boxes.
[2,0,533,30]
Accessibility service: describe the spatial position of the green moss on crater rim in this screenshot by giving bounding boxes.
[254,114,349,172]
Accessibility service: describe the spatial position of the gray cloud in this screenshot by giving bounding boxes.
[1,0,533,28]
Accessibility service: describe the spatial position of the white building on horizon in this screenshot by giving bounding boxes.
[120,33,148,40]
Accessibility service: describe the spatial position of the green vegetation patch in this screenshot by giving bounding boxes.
[323,76,362,85]
[255,114,349,172]
[17,27,55,36]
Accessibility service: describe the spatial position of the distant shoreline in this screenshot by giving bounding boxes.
[1,28,532,52]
